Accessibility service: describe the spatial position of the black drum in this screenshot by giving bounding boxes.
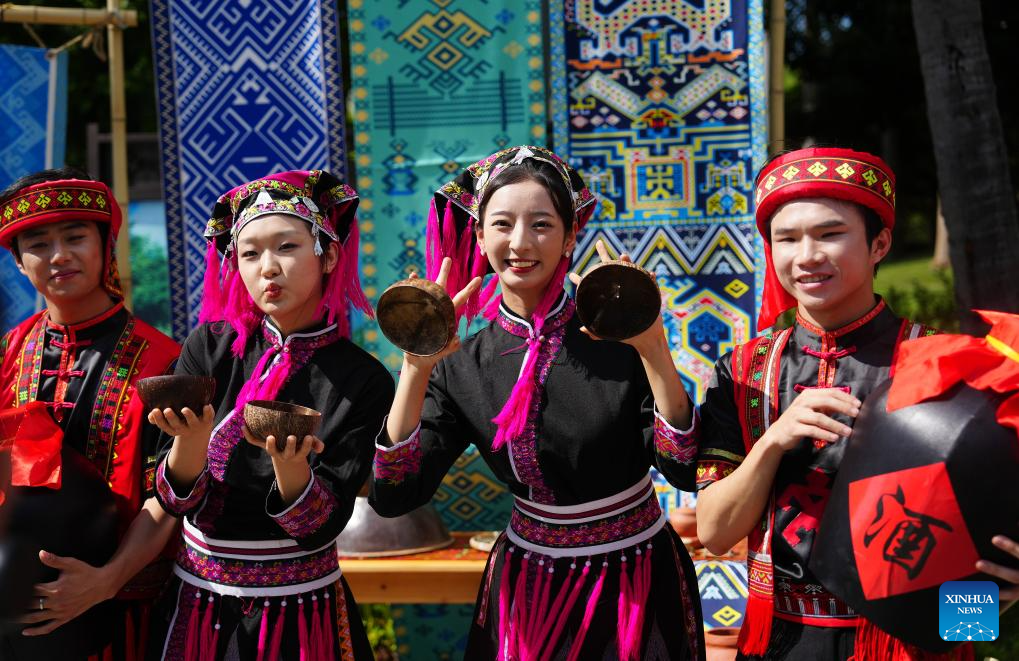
[810,380,1019,653]
[0,444,120,657]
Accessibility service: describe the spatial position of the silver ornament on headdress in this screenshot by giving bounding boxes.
[254,189,274,208]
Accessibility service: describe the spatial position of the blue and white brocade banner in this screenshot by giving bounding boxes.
[0,45,67,333]
[151,0,348,341]
[551,0,768,404]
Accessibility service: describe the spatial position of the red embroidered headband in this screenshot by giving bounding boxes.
[0,178,123,298]
[754,147,896,330]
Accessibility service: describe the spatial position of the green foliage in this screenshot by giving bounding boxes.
[880,264,957,332]
[974,603,1019,660]
[359,603,398,659]
[129,233,170,334]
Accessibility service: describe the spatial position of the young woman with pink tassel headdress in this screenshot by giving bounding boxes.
[371,146,706,660]
[146,170,389,660]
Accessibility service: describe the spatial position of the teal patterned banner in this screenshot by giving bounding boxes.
[346,0,547,369]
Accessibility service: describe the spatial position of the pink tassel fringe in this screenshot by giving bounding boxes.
[256,599,270,661]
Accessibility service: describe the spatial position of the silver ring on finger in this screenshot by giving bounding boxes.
[38,597,44,611]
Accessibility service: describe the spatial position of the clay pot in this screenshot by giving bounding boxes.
[575,260,660,341]
[705,627,740,661]
[669,506,698,538]
[376,278,456,356]
[243,400,322,452]
[135,375,216,415]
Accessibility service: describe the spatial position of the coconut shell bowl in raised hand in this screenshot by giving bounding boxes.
[575,260,661,341]
[376,278,457,357]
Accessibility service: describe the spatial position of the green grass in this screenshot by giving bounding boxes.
[874,255,951,298]
[874,255,959,331]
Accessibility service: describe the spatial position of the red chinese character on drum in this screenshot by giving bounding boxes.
[849,462,978,600]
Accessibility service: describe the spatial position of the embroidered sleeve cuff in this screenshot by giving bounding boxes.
[154,460,209,516]
[653,406,699,465]
[695,460,739,489]
[268,474,338,539]
[374,421,422,484]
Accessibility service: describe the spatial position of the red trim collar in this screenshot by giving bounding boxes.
[795,298,886,338]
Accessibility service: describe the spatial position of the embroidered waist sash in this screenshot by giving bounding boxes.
[774,577,857,627]
[506,476,665,557]
[175,518,341,597]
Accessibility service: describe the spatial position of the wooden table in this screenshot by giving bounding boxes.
[339,532,491,604]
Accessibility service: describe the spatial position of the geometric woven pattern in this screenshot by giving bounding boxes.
[433,446,512,532]
[151,0,347,341]
[0,46,67,333]
[345,0,548,368]
[696,559,749,630]
[550,0,767,404]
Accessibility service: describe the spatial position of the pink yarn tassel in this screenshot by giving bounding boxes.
[233,345,292,418]
[309,595,322,661]
[342,218,373,318]
[463,245,494,321]
[490,258,570,451]
[439,202,457,287]
[256,600,270,661]
[496,548,514,661]
[535,562,582,661]
[425,199,442,280]
[617,553,633,661]
[322,592,335,660]
[521,558,554,659]
[314,242,346,328]
[267,599,287,660]
[199,594,216,661]
[297,596,310,661]
[565,558,608,661]
[506,552,532,659]
[183,590,203,661]
[208,619,221,661]
[199,242,225,323]
[617,545,653,661]
[223,267,262,357]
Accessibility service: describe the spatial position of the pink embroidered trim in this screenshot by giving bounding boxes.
[271,476,339,539]
[176,540,338,589]
[653,409,698,465]
[510,492,662,549]
[155,460,210,516]
[374,430,422,484]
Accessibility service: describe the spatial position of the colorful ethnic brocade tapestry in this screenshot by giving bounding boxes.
[551,0,768,403]
[346,0,548,368]
[0,46,68,333]
[151,1,348,341]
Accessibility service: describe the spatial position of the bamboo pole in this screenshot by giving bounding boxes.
[107,0,132,308]
[0,4,137,27]
[768,0,786,155]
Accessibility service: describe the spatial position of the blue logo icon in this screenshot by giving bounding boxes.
[939,581,998,642]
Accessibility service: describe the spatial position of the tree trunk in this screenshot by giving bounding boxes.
[911,0,1019,333]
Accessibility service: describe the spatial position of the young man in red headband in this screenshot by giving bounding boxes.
[691,148,966,660]
[0,168,180,659]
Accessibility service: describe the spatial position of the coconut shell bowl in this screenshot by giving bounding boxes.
[135,375,216,416]
[243,400,322,452]
[575,260,661,341]
[376,278,457,357]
